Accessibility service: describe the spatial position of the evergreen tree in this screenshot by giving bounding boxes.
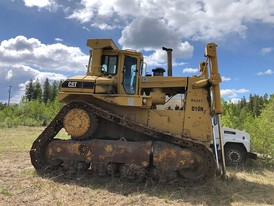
[239,96,247,109]
[58,80,63,91]
[248,94,254,114]
[33,78,42,102]
[25,79,34,101]
[263,93,269,105]
[43,78,51,104]
[50,80,58,102]
[253,95,261,117]
[222,94,269,129]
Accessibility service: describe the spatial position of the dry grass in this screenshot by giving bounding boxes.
[0,126,273,206]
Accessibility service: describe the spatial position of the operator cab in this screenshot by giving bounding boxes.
[86,39,143,95]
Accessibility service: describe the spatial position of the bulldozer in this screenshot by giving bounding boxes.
[30,39,226,184]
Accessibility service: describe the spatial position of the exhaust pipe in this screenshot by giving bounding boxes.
[162,47,173,76]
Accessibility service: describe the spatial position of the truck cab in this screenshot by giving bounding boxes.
[212,120,257,166]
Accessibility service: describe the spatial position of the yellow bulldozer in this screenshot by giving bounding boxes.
[30,39,226,184]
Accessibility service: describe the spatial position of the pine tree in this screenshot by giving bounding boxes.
[25,79,34,101]
[50,80,58,102]
[43,78,51,104]
[239,96,247,109]
[263,93,269,106]
[33,78,42,102]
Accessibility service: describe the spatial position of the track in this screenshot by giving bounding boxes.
[30,102,216,185]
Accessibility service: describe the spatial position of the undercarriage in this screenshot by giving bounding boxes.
[30,102,216,185]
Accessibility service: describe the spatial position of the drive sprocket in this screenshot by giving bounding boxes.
[63,106,98,140]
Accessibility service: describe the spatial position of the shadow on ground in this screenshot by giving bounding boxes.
[40,167,274,206]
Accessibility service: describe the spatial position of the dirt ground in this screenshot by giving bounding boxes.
[0,127,273,206]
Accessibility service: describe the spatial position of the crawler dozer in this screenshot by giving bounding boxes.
[30,39,225,184]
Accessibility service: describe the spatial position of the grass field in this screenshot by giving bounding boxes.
[0,126,273,206]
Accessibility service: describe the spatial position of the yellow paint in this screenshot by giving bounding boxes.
[104,145,113,153]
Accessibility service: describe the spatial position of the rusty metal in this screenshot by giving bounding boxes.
[153,141,195,170]
[45,139,152,166]
[152,141,206,182]
[63,108,91,137]
[30,102,216,185]
[63,104,98,140]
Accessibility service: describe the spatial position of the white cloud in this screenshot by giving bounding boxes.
[144,51,187,70]
[91,23,119,30]
[119,17,194,58]
[0,64,67,103]
[6,70,13,80]
[144,45,193,68]
[82,26,90,32]
[23,0,51,8]
[183,68,199,74]
[144,50,166,68]
[0,35,89,103]
[260,47,273,55]
[23,0,59,11]
[0,36,88,72]
[230,98,241,104]
[22,0,274,68]
[221,76,231,81]
[256,69,274,76]
[54,38,63,42]
[221,89,249,99]
[62,0,274,41]
[67,7,94,23]
[34,0,273,68]
[66,0,121,27]
[173,62,187,67]
[265,69,274,74]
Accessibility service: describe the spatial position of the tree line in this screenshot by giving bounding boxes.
[0,79,63,127]
[24,78,61,104]
[222,94,274,159]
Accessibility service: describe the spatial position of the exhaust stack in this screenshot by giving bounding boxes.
[162,47,173,76]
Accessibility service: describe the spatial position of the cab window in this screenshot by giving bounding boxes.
[123,56,137,95]
[101,55,118,75]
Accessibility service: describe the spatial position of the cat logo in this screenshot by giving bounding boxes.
[68,82,77,87]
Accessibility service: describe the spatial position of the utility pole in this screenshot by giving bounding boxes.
[8,86,12,106]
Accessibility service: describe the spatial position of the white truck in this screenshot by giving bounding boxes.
[212,120,257,166]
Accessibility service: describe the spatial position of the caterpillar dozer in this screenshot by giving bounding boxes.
[30,39,226,184]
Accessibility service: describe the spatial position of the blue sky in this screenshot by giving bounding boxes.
[0,0,274,103]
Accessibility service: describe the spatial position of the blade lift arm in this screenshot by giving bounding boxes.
[205,43,227,179]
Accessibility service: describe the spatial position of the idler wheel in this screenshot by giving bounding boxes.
[63,107,98,140]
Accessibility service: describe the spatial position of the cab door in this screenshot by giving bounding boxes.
[122,55,138,95]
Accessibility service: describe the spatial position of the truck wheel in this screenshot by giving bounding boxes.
[224,144,247,167]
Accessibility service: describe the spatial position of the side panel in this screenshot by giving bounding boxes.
[147,110,185,136]
[61,75,96,93]
[183,77,212,143]
[87,95,150,125]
